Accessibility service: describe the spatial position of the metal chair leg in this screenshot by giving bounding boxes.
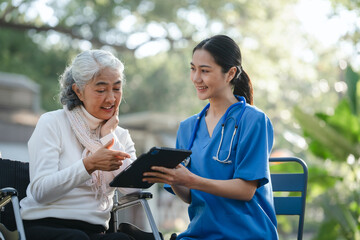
[0,187,26,240]
[139,199,161,240]
[11,196,26,240]
[112,192,162,240]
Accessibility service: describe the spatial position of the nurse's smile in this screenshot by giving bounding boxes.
[196,85,208,93]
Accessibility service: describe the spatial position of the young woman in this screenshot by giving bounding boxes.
[20,50,137,240]
[143,35,278,239]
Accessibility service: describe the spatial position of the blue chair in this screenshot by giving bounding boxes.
[269,157,308,240]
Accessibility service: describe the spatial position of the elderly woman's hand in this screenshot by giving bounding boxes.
[100,108,119,137]
[83,138,130,174]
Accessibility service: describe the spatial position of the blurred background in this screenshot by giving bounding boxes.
[0,0,359,239]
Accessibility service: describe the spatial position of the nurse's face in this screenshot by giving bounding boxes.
[190,49,234,101]
[73,67,122,120]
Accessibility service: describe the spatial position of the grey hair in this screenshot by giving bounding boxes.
[59,50,125,110]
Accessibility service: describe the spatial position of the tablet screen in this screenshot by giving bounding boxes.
[109,147,191,188]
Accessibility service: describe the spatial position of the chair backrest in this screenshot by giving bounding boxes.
[0,158,30,231]
[269,157,308,240]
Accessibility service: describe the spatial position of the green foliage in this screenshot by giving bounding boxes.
[294,65,360,240]
[305,165,340,200]
[316,181,360,240]
[121,51,198,114]
[315,219,341,240]
[294,101,360,161]
[345,67,360,115]
[2,0,321,118]
[0,29,75,110]
[329,0,360,48]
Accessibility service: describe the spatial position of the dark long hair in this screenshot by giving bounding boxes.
[193,35,253,105]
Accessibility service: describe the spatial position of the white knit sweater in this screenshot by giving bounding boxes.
[20,108,137,228]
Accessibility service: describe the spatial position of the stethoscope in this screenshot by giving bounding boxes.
[183,95,247,166]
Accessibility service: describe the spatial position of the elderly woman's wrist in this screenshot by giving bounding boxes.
[100,129,110,138]
[83,157,95,174]
[100,132,114,145]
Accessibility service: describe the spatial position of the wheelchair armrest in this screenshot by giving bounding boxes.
[1,188,19,209]
[0,188,18,198]
[115,192,153,206]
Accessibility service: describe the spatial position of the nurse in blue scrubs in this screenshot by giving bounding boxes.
[143,35,278,240]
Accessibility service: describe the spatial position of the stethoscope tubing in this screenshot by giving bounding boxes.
[186,96,247,164]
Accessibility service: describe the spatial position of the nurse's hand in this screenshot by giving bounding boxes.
[83,138,130,174]
[143,164,195,188]
[101,108,119,137]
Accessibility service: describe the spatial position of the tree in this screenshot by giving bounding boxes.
[294,66,360,240]
[1,0,342,151]
[0,28,74,110]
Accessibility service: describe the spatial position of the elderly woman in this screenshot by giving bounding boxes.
[20,50,137,240]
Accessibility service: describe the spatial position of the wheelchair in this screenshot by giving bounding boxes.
[0,158,177,240]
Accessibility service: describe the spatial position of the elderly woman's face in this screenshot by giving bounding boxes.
[73,67,122,120]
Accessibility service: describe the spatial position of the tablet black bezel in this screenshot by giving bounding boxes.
[109,147,191,188]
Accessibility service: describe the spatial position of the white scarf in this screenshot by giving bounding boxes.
[64,105,109,203]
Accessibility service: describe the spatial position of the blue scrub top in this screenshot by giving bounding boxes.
[168,102,278,240]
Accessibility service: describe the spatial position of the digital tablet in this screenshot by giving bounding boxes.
[109,147,192,188]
